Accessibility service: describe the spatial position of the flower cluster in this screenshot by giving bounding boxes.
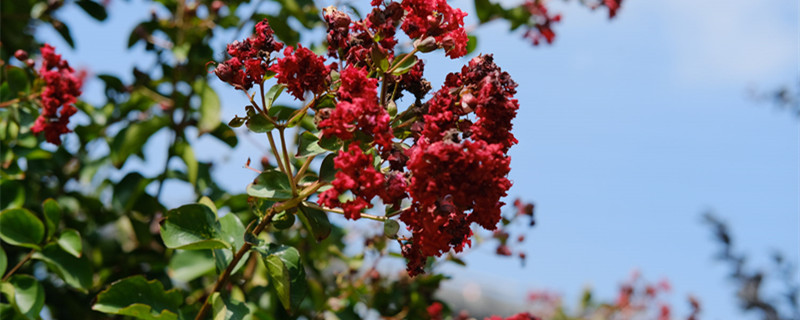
[522,0,561,46]
[318,66,393,150]
[31,44,83,145]
[401,0,468,58]
[400,55,518,276]
[215,19,283,90]
[270,45,333,100]
[217,2,515,277]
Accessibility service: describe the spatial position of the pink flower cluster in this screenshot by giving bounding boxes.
[215,19,284,90]
[401,55,518,275]
[400,0,468,58]
[32,44,83,145]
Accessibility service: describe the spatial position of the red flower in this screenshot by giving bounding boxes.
[271,44,332,100]
[215,19,283,90]
[427,302,443,320]
[32,44,83,145]
[318,66,394,150]
[400,0,469,58]
[605,0,623,18]
[485,313,539,320]
[522,1,561,46]
[317,144,386,220]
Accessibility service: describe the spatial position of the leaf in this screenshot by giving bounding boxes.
[42,198,61,240]
[211,292,252,320]
[6,67,29,97]
[0,303,27,320]
[0,180,24,210]
[0,246,6,276]
[175,142,198,185]
[33,243,92,291]
[319,153,336,183]
[56,228,82,258]
[76,0,108,21]
[159,204,230,250]
[264,83,286,109]
[194,81,221,134]
[246,170,293,201]
[198,196,217,215]
[93,276,183,320]
[110,117,168,167]
[53,20,75,48]
[474,0,497,23]
[0,208,44,249]
[466,35,478,55]
[228,116,246,128]
[245,114,274,133]
[295,132,326,158]
[256,244,307,313]
[167,250,215,282]
[5,275,45,320]
[390,53,419,76]
[297,205,331,242]
[383,219,400,239]
[210,124,238,148]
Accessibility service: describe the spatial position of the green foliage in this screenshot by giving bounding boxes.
[255,244,308,313]
[247,170,294,201]
[160,204,230,250]
[0,208,44,249]
[92,276,183,320]
[2,275,45,319]
[33,244,92,291]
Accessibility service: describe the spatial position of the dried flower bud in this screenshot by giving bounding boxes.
[14,49,28,61]
[414,37,439,53]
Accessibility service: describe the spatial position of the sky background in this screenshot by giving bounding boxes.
[36,0,798,319]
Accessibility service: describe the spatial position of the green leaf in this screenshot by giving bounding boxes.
[390,53,419,76]
[33,243,92,291]
[194,81,221,134]
[6,67,29,97]
[228,116,246,128]
[245,114,275,133]
[0,208,44,249]
[474,0,497,23]
[5,275,45,320]
[175,142,198,185]
[0,303,27,320]
[42,199,61,240]
[318,135,342,151]
[210,124,238,148]
[0,180,24,210]
[56,228,82,258]
[295,132,326,158]
[272,210,296,230]
[319,153,337,183]
[264,84,286,109]
[53,20,75,48]
[167,250,215,282]
[76,0,108,21]
[198,196,217,215]
[256,244,307,313]
[0,246,6,276]
[297,205,331,242]
[93,276,182,320]
[210,292,252,320]
[246,170,293,201]
[383,219,400,239]
[159,204,230,250]
[110,117,168,167]
[466,35,478,55]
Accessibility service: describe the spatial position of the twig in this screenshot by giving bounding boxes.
[2,249,35,281]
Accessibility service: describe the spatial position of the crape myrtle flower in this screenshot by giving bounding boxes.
[522,0,561,46]
[323,6,351,58]
[400,0,469,58]
[485,312,540,320]
[399,55,517,276]
[270,44,333,100]
[318,66,394,150]
[317,144,386,220]
[215,19,283,90]
[31,44,83,145]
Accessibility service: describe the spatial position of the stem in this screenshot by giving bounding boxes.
[287,94,318,125]
[293,155,314,185]
[386,48,419,75]
[302,201,388,222]
[2,249,35,281]
[266,132,288,177]
[194,182,324,320]
[0,93,38,108]
[278,127,298,196]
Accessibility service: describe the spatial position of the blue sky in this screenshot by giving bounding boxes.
[38,0,798,319]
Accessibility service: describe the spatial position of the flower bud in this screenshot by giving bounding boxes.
[387,100,397,117]
[414,37,439,53]
[214,62,234,83]
[210,1,224,13]
[25,59,35,68]
[14,50,28,61]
